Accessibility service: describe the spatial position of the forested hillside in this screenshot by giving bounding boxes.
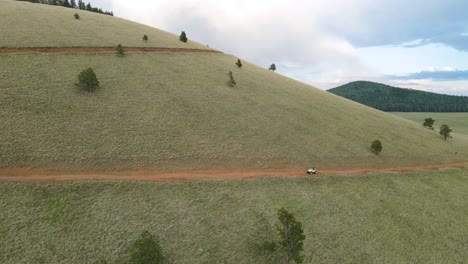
[328,81,468,112]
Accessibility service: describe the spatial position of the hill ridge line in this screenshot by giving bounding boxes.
[0,47,222,54]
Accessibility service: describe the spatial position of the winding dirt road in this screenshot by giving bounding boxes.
[0,47,222,54]
[1,161,467,183]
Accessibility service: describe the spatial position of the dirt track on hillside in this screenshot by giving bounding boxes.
[0,47,222,54]
[1,161,467,183]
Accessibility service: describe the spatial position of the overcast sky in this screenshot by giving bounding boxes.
[93,0,468,95]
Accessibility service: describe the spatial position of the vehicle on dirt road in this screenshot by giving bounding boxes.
[307,167,318,175]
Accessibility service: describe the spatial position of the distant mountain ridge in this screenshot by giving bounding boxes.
[328,81,468,112]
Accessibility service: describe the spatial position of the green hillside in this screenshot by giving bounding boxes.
[2,170,467,263]
[328,81,468,112]
[0,0,212,50]
[1,0,468,172]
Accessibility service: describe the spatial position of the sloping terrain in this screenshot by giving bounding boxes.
[1,0,468,173]
[329,81,468,112]
[0,0,213,50]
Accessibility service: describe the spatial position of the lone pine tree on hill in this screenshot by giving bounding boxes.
[77,68,99,92]
[371,140,383,155]
[179,31,188,43]
[227,71,236,87]
[236,59,242,68]
[269,63,276,72]
[116,44,124,56]
[143,34,148,41]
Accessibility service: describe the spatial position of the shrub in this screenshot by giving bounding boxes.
[227,71,236,87]
[77,68,99,92]
[269,63,276,72]
[439,124,452,140]
[255,209,306,264]
[143,35,148,41]
[74,13,80,20]
[179,31,188,43]
[116,44,124,56]
[371,140,383,155]
[236,59,242,68]
[423,118,435,129]
[130,231,165,264]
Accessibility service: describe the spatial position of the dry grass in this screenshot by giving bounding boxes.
[1,52,468,171]
[0,0,212,50]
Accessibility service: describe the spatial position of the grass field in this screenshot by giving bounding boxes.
[0,0,212,50]
[392,112,468,136]
[2,52,468,171]
[1,169,467,263]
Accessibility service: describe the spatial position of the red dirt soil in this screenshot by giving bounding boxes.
[0,47,222,54]
[1,161,467,183]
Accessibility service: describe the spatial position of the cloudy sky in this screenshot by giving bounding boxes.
[93,0,468,95]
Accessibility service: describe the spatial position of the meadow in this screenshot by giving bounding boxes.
[393,112,468,136]
[1,169,467,263]
[2,52,468,172]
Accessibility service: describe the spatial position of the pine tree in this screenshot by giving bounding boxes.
[269,63,276,72]
[371,140,383,155]
[143,35,148,41]
[116,44,124,56]
[227,71,236,87]
[276,208,306,264]
[236,59,242,68]
[423,118,435,129]
[179,31,188,43]
[77,68,99,92]
[70,0,76,8]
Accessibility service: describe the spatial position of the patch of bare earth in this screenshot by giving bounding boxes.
[1,162,467,183]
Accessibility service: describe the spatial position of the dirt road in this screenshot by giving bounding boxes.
[1,161,467,183]
[0,47,222,54]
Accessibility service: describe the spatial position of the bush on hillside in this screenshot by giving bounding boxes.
[423,118,435,130]
[129,231,165,264]
[143,35,148,41]
[227,71,236,87]
[77,68,99,92]
[371,140,383,155]
[269,63,276,72]
[179,31,188,43]
[236,59,242,68]
[116,44,124,56]
[74,13,80,20]
[439,124,452,140]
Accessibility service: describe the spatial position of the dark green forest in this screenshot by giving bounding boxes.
[17,0,113,16]
[328,81,468,112]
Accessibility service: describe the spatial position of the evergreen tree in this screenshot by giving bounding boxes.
[116,44,124,56]
[179,31,188,43]
[74,13,80,19]
[236,59,242,68]
[129,231,165,264]
[143,35,148,41]
[63,0,71,7]
[439,124,452,140]
[86,2,91,11]
[227,71,236,87]
[269,63,276,72]
[70,0,76,8]
[276,208,306,264]
[371,140,383,155]
[77,68,99,92]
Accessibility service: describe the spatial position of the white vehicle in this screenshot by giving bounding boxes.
[307,167,318,175]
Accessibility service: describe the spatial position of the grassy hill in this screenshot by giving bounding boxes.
[328,81,468,112]
[1,0,468,172]
[0,0,213,50]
